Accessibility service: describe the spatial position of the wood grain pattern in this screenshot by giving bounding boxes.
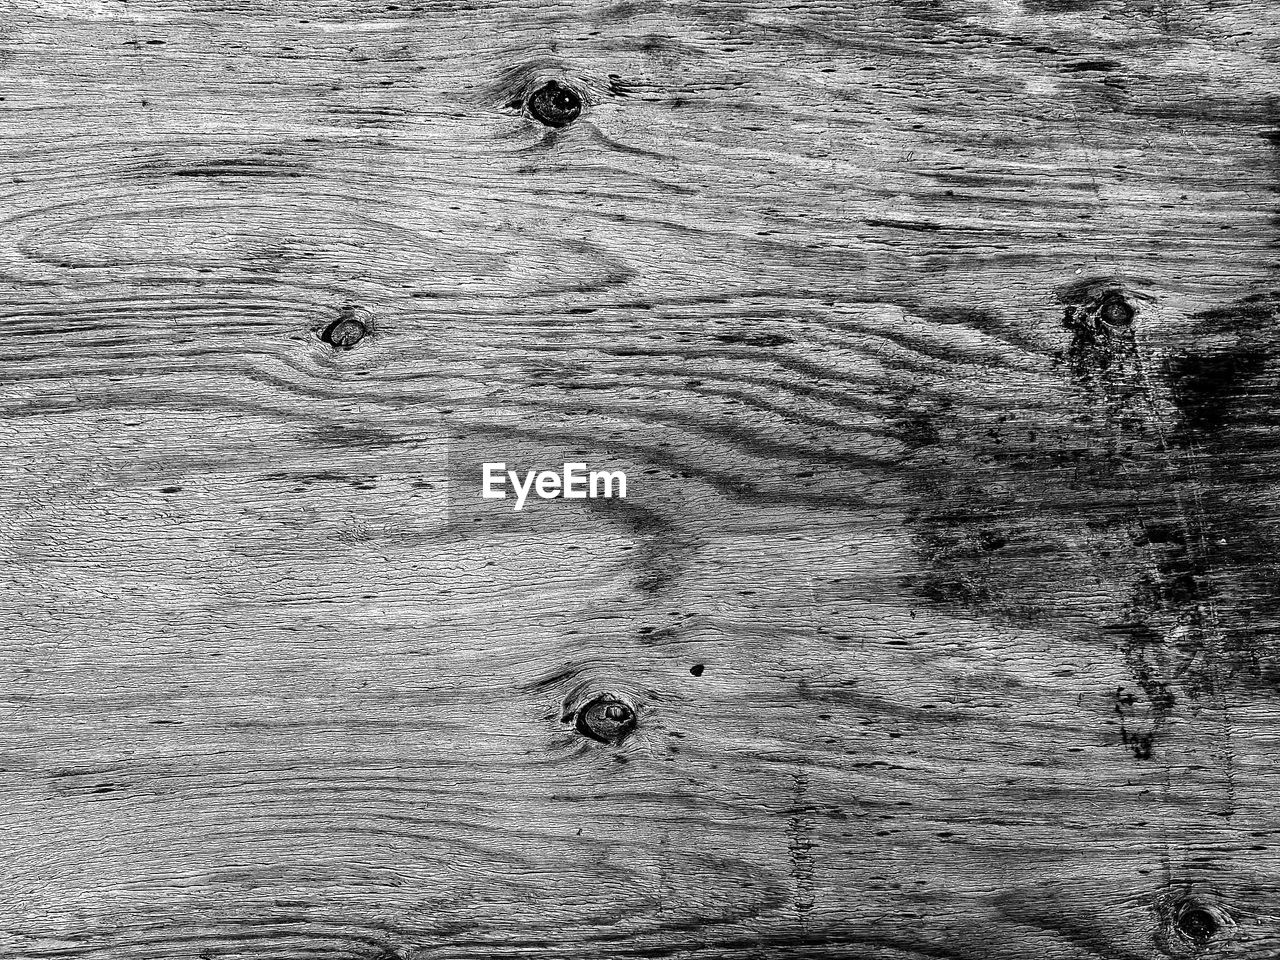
[2,0,1279,957]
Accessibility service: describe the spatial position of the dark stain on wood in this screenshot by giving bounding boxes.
[586,497,696,595]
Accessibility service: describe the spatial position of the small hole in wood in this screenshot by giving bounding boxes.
[527,81,582,128]
[690,663,705,676]
[574,693,636,744]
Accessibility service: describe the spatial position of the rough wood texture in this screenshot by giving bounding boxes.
[2,0,1279,957]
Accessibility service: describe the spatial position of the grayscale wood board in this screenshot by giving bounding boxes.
[2,0,1279,957]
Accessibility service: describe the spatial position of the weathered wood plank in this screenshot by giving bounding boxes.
[1,0,1279,957]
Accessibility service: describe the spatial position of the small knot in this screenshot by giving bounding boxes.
[320,307,369,350]
[527,81,582,128]
[1064,289,1136,338]
[573,693,636,744]
[1098,292,1135,329]
[690,663,705,677]
[1156,895,1233,954]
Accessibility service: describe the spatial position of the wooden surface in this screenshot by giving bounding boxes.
[2,0,1279,957]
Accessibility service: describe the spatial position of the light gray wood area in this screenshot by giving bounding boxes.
[1,0,1279,957]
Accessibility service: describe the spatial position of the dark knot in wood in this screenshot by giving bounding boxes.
[1063,289,1137,339]
[1153,891,1235,955]
[320,307,369,350]
[527,81,582,128]
[1175,902,1221,945]
[573,693,636,744]
[1097,292,1135,329]
[1062,290,1140,379]
[1154,895,1234,955]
